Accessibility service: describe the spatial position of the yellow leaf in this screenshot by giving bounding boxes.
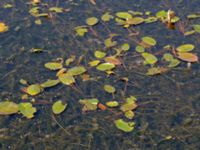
[0,22,8,33]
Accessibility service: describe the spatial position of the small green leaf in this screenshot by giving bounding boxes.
[58,73,75,85]
[96,63,115,71]
[27,84,42,96]
[79,98,99,111]
[94,51,106,58]
[163,53,174,61]
[49,7,63,13]
[0,101,19,115]
[75,26,88,37]
[142,52,158,65]
[44,62,63,70]
[106,101,119,107]
[40,79,60,88]
[116,12,132,20]
[124,110,135,119]
[104,84,116,93]
[141,36,157,46]
[121,43,130,51]
[168,59,180,68]
[18,102,37,119]
[146,67,162,76]
[176,44,195,52]
[88,60,100,67]
[114,119,135,132]
[67,66,86,76]
[86,17,99,26]
[120,98,137,112]
[135,45,145,53]
[52,100,67,115]
[193,24,200,33]
[126,17,144,25]
[101,12,113,22]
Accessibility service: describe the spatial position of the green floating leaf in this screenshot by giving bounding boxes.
[156,10,167,19]
[146,67,162,76]
[193,24,200,33]
[88,60,100,67]
[96,63,115,71]
[141,36,157,46]
[94,51,106,59]
[142,52,158,65]
[58,73,75,85]
[187,14,200,19]
[49,7,63,13]
[44,62,63,70]
[79,98,99,111]
[104,37,117,48]
[40,79,60,88]
[27,84,42,96]
[163,53,174,61]
[168,59,180,68]
[75,26,88,37]
[121,43,130,51]
[86,17,99,26]
[52,100,67,115]
[125,110,135,119]
[67,66,86,76]
[104,84,116,93]
[0,101,19,115]
[116,12,132,20]
[101,12,113,22]
[65,55,75,66]
[114,119,135,132]
[126,17,144,25]
[145,16,158,23]
[120,98,137,112]
[18,102,37,119]
[135,45,145,53]
[176,44,195,52]
[106,101,119,107]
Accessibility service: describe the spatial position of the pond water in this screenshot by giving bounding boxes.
[0,0,200,150]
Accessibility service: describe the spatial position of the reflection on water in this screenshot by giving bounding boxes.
[0,0,200,149]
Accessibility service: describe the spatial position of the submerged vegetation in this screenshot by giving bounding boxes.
[0,0,199,149]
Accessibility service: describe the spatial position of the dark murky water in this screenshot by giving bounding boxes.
[0,0,200,150]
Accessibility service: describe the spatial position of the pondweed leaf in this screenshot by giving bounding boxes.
[0,22,8,33]
[106,101,119,107]
[52,100,67,115]
[142,52,158,65]
[86,17,99,26]
[66,66,86,76]
[116,12,132,20]
[176,44,195,52]
[141,36,157,46]
[40,79,60,88]
[96,63,115,71]
[0,101,19,115]
[114,119,135,132]
[79,98,99,111]
[104,84,116,93]
[44,62,63,70]
[18,102,37,119]
[94,51,106,59]
[26,84,42,96]
[58,73,75,85]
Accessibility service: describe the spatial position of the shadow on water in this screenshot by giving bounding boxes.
[0,0,200,149]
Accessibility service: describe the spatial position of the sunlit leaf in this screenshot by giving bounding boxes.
[40,79,60,88]
[146,67,168,76]
[135,45,145,53]
[156,10,167,19]
[75,26,88,36]
[184,30,195,36]
[44,62,63,70]
[94,51,106,58]
[65,55,75,66]
[114,119,135,132]
[101,12,113,22]
[18,102,37,119]
[187,14,200,19]
[79,98,99,111]
[116,12,132,20]
[52,100,67,115]
[88,60,100,67]
[0,22,8,33]
[49,7,63,13]
[86,17,99,26]
[104,56,122,65]
[193,24,200,33]
[26,84,42,96]
[125,110,135,119]
[145,16,158,23]
[104,37,117,48]
[106,101,119,107]
[126,17,144,25]
[0,101,19,115]
[168,59,180,68]
[141,36,157,46]
[176,44,195,52]
[177,52,198,62]
[142,52,158,65]
[96,63,115,71]
[121,43,130,51]
[3,4,13,8]
[163,53,174,61]
[120,98,137,112]
[58,73,75,85]
[66,66,86,76]
[104,84,116,93]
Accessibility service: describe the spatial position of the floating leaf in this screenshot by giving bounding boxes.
[114,119,135,132]
[193,24,200,33]
[142,52,158,65]
[146,67,168,76]
[135,45,145,53]
[0,22,8,33]
[19,79,28,85]
[52,100,67,115]
[168,59,180,68]
[3,4,13,8]
[49,7,63,13]
[156,10,167,19]
[120,98,137,112]
[104,84,116,93]
[121,43,130,51]
[125,110,135,119]
[177,52,198,62]
[44,62,63,70]
[176,44,195,52]
[187,14,200,19]
[18,102,37,119]
[171,16,180,23]
[163,53,174,61]
[116,12,132,20]
[104,56,122,65]
[65,55,75,66]
[67,66,86,76]
[101,12,113,22]
[88,60,100,67]
[75,26,88,36]
[79,98,99,111]
[126,17,144,25]
[145,16,158,23]
[184,30,195,36]
[141,36,157,46]
[104,37,117,48]
[0,101,19,115]
[86,17,99,26]
[94,51,106,58]
[26,84,42,96]
[96,63,115,71]
[58,73,75,85]
[40,79,60,88]
[106,101,119,107]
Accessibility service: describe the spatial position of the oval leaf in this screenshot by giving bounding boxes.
[0,101,19,115]
[176,44,195,52]
[52,100,67,115]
